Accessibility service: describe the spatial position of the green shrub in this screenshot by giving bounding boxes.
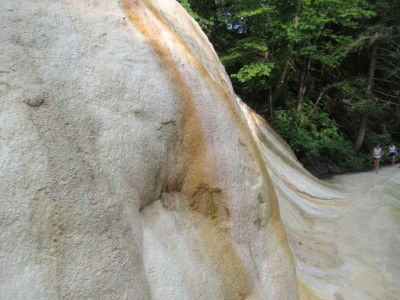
[272,109,360,167]
[318,138,363,167]
[363,132,392,151]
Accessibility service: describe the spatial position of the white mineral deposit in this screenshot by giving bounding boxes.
[1,0,399,299]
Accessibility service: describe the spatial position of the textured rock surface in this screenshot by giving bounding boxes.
[1,1,399,299]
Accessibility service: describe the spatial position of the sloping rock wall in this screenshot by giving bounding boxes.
[0,1,355,299]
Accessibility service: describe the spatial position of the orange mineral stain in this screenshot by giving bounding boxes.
[120,0,297,297]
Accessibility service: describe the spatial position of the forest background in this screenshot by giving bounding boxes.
[177,0,400,176]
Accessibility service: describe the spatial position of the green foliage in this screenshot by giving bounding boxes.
[220,37,268,66]
[176,0,215,32]
[364,132,392,151]
[272,109,359,167]
[231,62,274,82]
[329,81,369,111]
[178,0,400,173]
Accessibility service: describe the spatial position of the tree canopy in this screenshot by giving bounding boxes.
[178,0,400,175]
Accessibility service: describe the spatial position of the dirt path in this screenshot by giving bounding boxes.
[325,166,400,299]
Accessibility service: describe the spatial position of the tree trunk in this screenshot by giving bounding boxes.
[269,59,290,106]
[268,0,300,107]
[297,55,311,112]
[353,111,369,152]
[353,43,378,151]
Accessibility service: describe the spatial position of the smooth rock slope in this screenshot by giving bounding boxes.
[1,1,399,299]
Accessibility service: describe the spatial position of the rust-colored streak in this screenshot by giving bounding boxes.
[120,1,297,297]
[130,2,296,263]
[132,0,230,93]
[120,0,253,297]
[120,0,284,228]
[120,0,209,198]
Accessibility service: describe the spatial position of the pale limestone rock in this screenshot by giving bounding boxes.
[1,1,399,300]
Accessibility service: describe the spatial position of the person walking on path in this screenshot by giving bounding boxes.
[388,143,397,166]
[372,144,384,173]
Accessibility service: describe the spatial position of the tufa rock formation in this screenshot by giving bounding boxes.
[2,0,399,299]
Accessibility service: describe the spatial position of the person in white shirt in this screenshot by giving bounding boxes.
[388,143,397,166]
[372,144,383,173]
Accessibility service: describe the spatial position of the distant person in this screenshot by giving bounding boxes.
[388,143,397,166]
[372,144,383,173]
